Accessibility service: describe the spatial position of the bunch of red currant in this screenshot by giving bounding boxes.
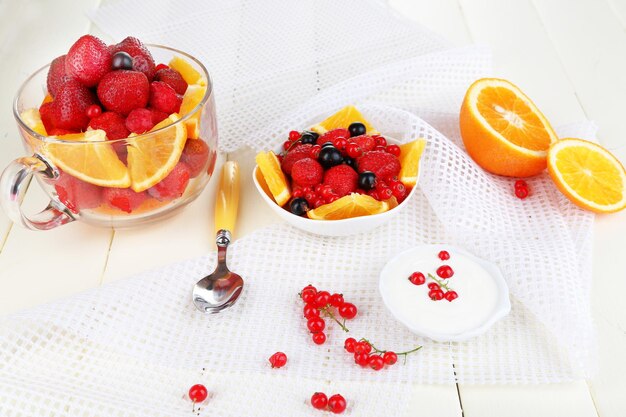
[300,285,358,345]
[311,392,347,414]
[344,337,422,370]
[293,184,341,209]
[514,179,531,199]
[408,250,458,301]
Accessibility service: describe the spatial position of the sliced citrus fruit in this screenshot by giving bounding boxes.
[255,151,291,206]
[20,108,47,136]
[254,165,273,199]
[44,129,130,187]
[41,94,53,105]
[169,56,207,86]
[460,78,558,177]
[310,105,379,135]
[180,84,207,139]
[127,113,187,192]
[547,138,626,213]
[307,193,389,220]
[398,138,426,187]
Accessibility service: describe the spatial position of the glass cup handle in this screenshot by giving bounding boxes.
[0,154,75,230]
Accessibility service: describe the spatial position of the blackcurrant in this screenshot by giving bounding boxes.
[343,156,356,169]
[289,198,309,216]
[318,147,343,168]
[300,132,317,145]
[302,130,319,140]
[321,142,334,148]
[111,51,133,70]
[358,171,376,190]
[348,122,366,137]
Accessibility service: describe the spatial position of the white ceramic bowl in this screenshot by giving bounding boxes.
[252,137,420,237]
[379,244,511,342]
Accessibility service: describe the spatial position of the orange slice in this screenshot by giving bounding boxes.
[127,113,187,192]
[547,138,626,213]
[460,78,558,177]
[310,105,379,135]
[307,193,389,220]
[169,56,206,86]
[20,108,47,136]
[398,138,426,187]
[44,129,130,187]
[41,94,53,105]
[255,151,291,206]
[180,84,207,139]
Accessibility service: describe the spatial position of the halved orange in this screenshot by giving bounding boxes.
[548,138,626,213]
[310,105,379,135]
[307,193,389,220]
[44,129,130,187]
[180,84,207,139]
[169,56,206,86]
[127,113,187,192]
[255,151,291,206]
[460,78,558,177]
[398,138,426,187]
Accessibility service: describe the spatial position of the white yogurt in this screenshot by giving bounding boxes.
[379,245,510,342]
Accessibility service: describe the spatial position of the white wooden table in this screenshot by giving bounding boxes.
[1,0,625,416]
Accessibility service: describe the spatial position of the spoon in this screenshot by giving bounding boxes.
[192,161,243,313]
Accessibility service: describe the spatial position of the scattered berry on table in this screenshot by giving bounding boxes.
[312,332,326,345]
[444,291,458,302]
[515,186,529,199]
[289,197,309,216]
[111,51,133,71]
[269,351,288,368]
[438,250,450,261]
[436,265,454,279]
[328,394,347,414]
[311,392,329,410]
[428,289,445,301]
[409,272,426,285]
[188,384,208,403]
[338,302,357,319]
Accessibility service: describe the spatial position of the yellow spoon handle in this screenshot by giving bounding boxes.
[214,161,240,237]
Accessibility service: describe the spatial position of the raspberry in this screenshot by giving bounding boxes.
[317,128,349,146]
[125,108,154,134]
[147,162,191,201]
[39,102,55,132]
[51,79,96,131]
[349,135,376,152]
[181,139,210,177]
[65,35,112,87]
[97,70,149,116]
[323,164,358,197]
[291,158,323,187]
[88,112,130,140]
[149,81,182,114]
[357,150,401,179]
[150,109,169,124]
[110,37,156,80]
[280,144,313,175]
[54,171,102,214]
[103,187,147,213]
[154,68,188,95]
[46,55,73,98]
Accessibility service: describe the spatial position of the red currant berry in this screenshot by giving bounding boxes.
[361,342,372,354]
[330,293,344,307]
[427,282,441,290]
[283,140,292,151]
[374,136,387,147]
[154,63,169,72]
[312,332,326,345]
[293,189,304,198]
[409,272,426,285]
[344,337,357,353]
[289,130,301,142]
[444,291,458,302]
[314,291,331,308]
[301,287,317,303]
[354,341,371,354]
[321,186,334,199]
[304,191,316,203]
[438,250,450,260]
[311,392,328,410]
[368,355,385,371]
[383,351,398,365]
[391,182,406,199]
[367,189,380,200]
[307,317,325,333]
[385,144,401,157]
[514,179,528,189]
[334,138,348,152]
[515,186,529,199]
[436,265,454,279]
[346,142,362,158]
[338,302,357,319]
[328,394,347,414]
[310,144,322,159]
[85,104,102,119]
[428,289,445,301]
[314,184,324,194]
[374,145,386,152]
[328,195,340,203]
[313,198,325,208]
[188,384,208,403]
[269,351,288,368]
[303,303,320,319]
[378,188,393,200]
[354,352,369,367]
[356,188,366,194]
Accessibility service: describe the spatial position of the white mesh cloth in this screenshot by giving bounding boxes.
[0,1,596,416]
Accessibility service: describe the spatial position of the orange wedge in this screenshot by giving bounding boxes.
[307,193,389,220]
[460,78,558,177]
[169,56,206,86]
[547,138,626,213]
[41,94,53,105]
[180,84,207,139]
[127,113,187,192]
[20,108,47,136]
[44,129,130,187]
[310,105,379,135]
[255,151,291,206]
[398,138,426,187]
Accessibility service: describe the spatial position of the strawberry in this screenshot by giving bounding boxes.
[46,55,73,98]
[65,35,112,87]
[357,150,401,179]
[51,79,96,131]
[147,162,191,201]
[291,157,323,187]
[149,81,182,114]
[88,112,129,140]
[39,102,56,132]
[110,37,156,81]
[181,139,210,178]
[281,144,313,175]
[317,128,349,146]
[103,187,147,213]
[150,109,169,124]
[349,135,376,152]
[97,70,150,116]
[54,171,103,214]
[125,108,154,134]
[154,68,188,95]
[323,164,358,197]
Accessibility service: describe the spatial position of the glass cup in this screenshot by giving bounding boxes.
[0,45,218,230]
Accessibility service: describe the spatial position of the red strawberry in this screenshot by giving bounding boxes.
[110,37,156,80]
[103,187,147,213]
[150,109,169,124]
[88,112,129,140]
[147,162,191,201]
[349,135,376,152]
[54,171,103,214]
[181,139,210,177]
[280,144,313,175]
[46,55,73,97]
[65,35,112,87]
[51,79,96,131]
[97,70,150,115]
[154,68,188,95]
[39,102,55,132]
[357,150,401,179]
[125,108,154,134]
[48,128,78,136]
[291,158,323,187]
[317,128,349,146]
[149,81,182,114]
[323,164,358,197]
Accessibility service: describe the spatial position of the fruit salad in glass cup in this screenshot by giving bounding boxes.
[1,35,218,230]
